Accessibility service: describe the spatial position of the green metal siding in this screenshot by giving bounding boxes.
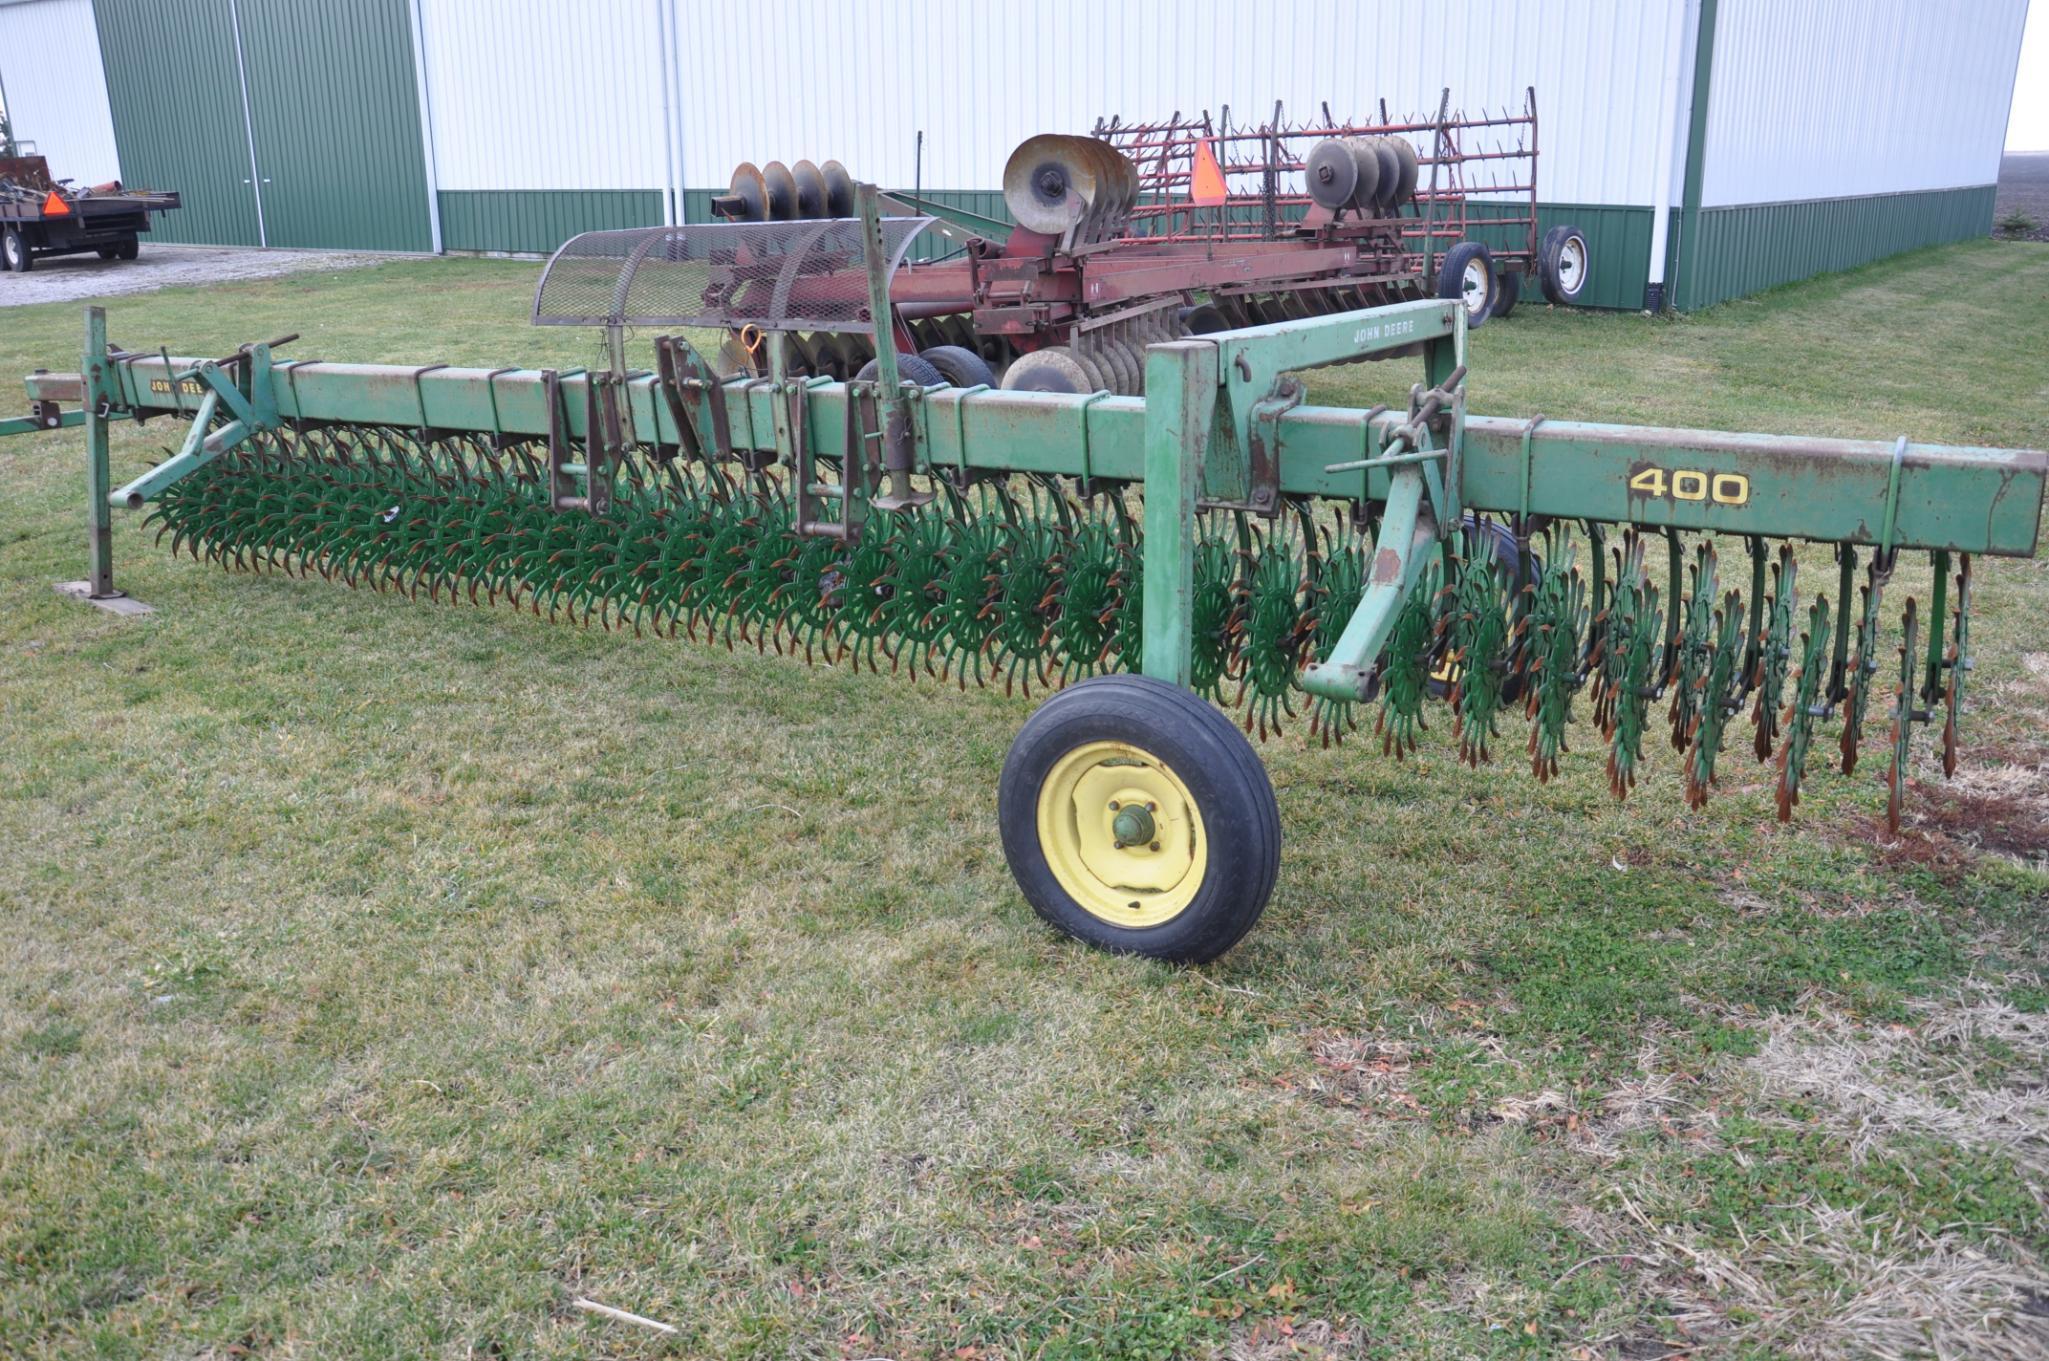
[234,0,430,251]
[1676,0,1720,313]
[1676,185,1996,310]
[440,190,664,255]
[681,188,719,224]
[92,0,262,246]
[1462,202,1655,312]
[92,0,429,251]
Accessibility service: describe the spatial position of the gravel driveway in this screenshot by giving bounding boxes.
[0,244,387,306]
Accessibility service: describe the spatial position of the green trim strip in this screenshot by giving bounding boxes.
[1681,185,1997,310]
[439,189,663,255]
[1675,0,1720,311]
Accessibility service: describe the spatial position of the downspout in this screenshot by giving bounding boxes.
[225,0,268,246]
[406,0,443,253]
[666,1,687,222]
[1673,0,1720,311]
[1642,0,1693,312]
[656,0,677,226]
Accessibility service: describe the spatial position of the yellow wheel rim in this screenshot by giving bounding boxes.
[1035,739,1208,928]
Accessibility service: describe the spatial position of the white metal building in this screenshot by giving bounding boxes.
[0,0,2030,308]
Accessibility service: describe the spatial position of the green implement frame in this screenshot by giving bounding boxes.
[11,204,2044,961]
[34,303,2040,640]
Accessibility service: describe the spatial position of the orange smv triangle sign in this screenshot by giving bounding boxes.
[1190,138,1228,207]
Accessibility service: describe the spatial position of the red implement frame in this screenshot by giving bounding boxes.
[1092,88,1539,269]
[725,89,1540,380]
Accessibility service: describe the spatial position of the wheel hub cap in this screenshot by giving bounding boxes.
[1110,803,1156,848]
[1036,741,1207,926]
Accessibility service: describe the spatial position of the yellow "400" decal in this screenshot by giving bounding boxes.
[1629,465,1751,506]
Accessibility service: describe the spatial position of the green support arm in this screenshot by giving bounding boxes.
[108,390,231,508]
[1140,340,1218,685]
[0,409,82,437]
[1299,466,1435,701]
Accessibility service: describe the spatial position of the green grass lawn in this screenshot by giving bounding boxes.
[2,240,2046,1360]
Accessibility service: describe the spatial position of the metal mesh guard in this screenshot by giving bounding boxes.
[530,217,934,333]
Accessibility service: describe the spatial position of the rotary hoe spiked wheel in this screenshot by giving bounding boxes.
[107,378,2042,956]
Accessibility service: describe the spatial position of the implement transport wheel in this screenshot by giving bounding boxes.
[853,352,946,387]
[1000,675,1281,962]
[1539,224,1590,304]
[3,228,31,272]
[918,344,998,388]
[1437,241,1494,328]
[1490,269,1520,319]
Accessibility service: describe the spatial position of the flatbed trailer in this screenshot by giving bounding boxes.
[0,154,180,272]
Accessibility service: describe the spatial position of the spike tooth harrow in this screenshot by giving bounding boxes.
[16,208,2045,963]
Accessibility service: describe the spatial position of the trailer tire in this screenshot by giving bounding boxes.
[1000,674,1280,962]
[1539,224,1590,305]
[918,344,998,388]
[854,353,946,387]
[1490,269,1521,319]
[115,234,141,261]
[1436,241,1494,328]
[3,229,31,273]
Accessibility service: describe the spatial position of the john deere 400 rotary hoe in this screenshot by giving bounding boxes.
[10,181,2044,963]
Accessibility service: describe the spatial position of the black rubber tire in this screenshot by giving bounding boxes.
[998,674,1281,963]
[1436,241,1494,328]
[1538,224,1590,305]
[918,344,997,388]
[975,331,1010,371]
[3,229,31,273]
[1490,269,1521,319]
[853,352,946,387]
[114,234,141,261]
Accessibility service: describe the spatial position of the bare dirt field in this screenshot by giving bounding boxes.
[0,243,384,307]
[1996,153,2049,240]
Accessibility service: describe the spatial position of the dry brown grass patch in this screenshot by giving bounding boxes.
[1742,982,2049,1174]
[1574,1200,2049,1360]
[1296,1032,1428,1119]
